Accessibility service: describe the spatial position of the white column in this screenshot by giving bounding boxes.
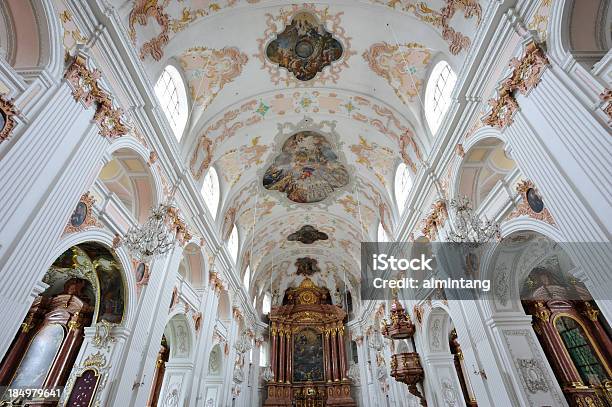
[221,315,240,406]
[0,82,109,360]
[421,353,467,407]
[108,246,182,406]
[504,68,612,320]
[156,360,195,407]
[188,285,220,406]
[447,299,517,406]
[485,314,567,406]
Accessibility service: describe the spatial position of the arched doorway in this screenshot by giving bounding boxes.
[520,253,612,405]
[422,306,473,407]
[0,242,126,402]
[154,314,195,407]
[485,229,612,406]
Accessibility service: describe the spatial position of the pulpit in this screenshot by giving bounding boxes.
[264,278,356,407]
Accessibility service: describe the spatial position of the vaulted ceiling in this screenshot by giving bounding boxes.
[113,0,485,296]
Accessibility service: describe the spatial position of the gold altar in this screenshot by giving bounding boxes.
[264,278,356,407]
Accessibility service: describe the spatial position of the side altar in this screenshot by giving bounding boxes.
[264,278,356,407]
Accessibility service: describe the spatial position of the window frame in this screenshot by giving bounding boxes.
[154,64,189,141]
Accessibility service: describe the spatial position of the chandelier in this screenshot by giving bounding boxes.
[446,196,500,246]
[123,203,190,262]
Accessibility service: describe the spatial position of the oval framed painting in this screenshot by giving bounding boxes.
[526,188,544,213]
[70,201,88,227]
[135,263,147,283]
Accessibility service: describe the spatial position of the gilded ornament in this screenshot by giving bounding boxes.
[83,351,107,368]
[484,42,549,129]
[599,89,612,124]
[421,200,447,240]
[0,93,18,143]
[64,192,103,234]
[64,55,128,139]
[507,180,555,225]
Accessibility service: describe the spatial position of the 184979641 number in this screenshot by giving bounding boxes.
[2,387,62,403]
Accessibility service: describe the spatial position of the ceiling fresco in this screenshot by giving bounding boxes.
[363,42,433,106]
[189,89,423,180]
[256,4,355,86]
[265,10,343,81]
[126,0,481,62]
[115,0,487,294]
[178,46,248,111]
[295,257,321,276]
[262,130,350,204]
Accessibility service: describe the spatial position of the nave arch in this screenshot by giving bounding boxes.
[0,0,63,79]
[478,220,612,406]
[0,235,134,402]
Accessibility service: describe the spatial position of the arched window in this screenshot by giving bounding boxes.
[202,167,220,219]
[554,316,608,386]
[394,162,413,215]
[377,222,388,242]
[154,65,188,141]
[262,292,271,315]
[425,61,457,135]
[228,225,239,263]
[243,265,251,289]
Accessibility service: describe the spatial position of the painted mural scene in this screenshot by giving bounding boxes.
[0,1,610,407]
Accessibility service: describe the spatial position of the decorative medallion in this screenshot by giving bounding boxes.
[295,257,320,276]
[287,225,328,244]
[507,180,555,225]
[502,41,550,96]
[263,130,349,203]
[265,11,342,81]
[65,192,102,234]
[526,188,544,213]
[256,4,355,86]
[0,94,18,143]
[517,358,549,393]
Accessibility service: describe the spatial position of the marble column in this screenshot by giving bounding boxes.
[271,324,278,382]
[338,326,348,380]
[278,326,285,383]
[324,328,332,383]
[285,331,292,384]
[331,326,340,382]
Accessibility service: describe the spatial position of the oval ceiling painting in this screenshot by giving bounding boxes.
[263,131,349,203]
